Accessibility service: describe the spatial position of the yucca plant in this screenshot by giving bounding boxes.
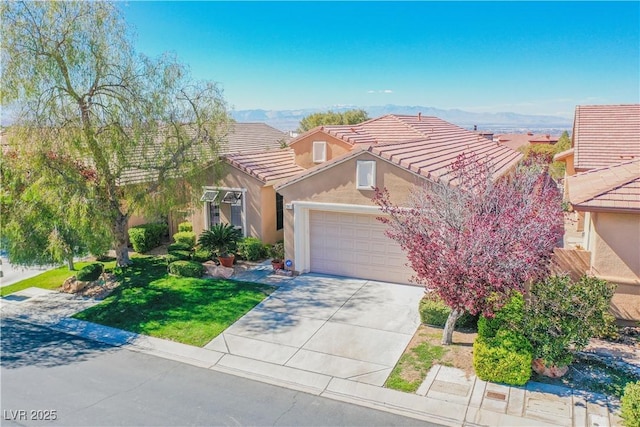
[197,223,242,257]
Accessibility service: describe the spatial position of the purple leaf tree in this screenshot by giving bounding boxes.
[373,154,563,345]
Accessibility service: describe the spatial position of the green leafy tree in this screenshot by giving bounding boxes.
[1,1,231,267]
[521,131,571,180]
[298,109,369,132]
[1,151,111,270]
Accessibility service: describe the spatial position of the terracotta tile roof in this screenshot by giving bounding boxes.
[277,115,523,189]
[224,149,304,184]
[567,159,640,212]
[495,132,559,151]
[118,122,288,185]
[225,122,290,153]
[369,137,522,185]
[573,104,640,170]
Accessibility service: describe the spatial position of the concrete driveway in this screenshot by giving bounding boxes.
[205,273,424,386]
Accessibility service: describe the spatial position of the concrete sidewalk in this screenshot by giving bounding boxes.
[0,276,624,426]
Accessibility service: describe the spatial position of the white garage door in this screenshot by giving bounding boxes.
[309,210,415,285]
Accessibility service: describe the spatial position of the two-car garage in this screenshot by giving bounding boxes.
[307,209,415,285]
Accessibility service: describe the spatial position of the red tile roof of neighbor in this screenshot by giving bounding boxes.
[567,159,640,212]
[224,149,304,184]
[277,114,523,188]
[495,133,559,151]
[573,104,640,170]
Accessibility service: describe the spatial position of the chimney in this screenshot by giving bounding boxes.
[418,112,422,121]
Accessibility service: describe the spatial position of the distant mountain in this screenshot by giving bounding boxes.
[231,104,573,134]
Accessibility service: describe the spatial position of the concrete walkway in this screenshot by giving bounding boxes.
[0,265,624,426]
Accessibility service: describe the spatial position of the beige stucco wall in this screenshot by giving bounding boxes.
[183,164,279,243]
[289,130,352,169]
[277,152,426,267]
[586,211,640,321]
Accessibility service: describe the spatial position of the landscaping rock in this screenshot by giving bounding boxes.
[202,261,233,279]
[62,276,89,293]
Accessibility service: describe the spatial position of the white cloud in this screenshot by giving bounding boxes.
[367,89,394,94]
[383,89,393,93]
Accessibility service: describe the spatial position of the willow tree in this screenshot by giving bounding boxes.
[1,1,231,267]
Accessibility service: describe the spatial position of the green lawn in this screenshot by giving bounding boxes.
[1,260,117,297]
[73,256,274,347]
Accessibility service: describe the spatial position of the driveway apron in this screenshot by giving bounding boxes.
[205,273,424,386]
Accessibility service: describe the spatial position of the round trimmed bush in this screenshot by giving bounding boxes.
[192,249,213,263]
[77,262,104,282]
[178,222,193,233]
[168,249,191,261]
[168,260,204,278]
[621,381,640,427]
[237,237,267,261]
[477,293,525,339]
[419,297,476,329]
[167,242,192,253]
[473,330,533,386]
[172,231,196,249]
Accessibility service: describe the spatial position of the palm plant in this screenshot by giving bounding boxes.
[197,223,242,257]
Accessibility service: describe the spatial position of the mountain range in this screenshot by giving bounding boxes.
[231,104,573,134]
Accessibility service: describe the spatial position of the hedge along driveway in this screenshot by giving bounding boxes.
[73,256,275,347]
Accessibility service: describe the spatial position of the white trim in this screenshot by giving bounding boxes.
[275,148,426,191]
[292,201,384,273]
[312,141,327,163]
[356,160,376,190]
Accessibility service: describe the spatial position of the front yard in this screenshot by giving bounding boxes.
[72,256,274,346]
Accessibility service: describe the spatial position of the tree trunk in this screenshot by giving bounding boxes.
[114,213,131,267]
[66,256,75,271]
[441,308,463,345]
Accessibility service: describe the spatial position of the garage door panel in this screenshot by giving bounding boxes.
[309,210,413,285]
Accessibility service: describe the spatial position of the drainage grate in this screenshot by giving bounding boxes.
[485,391,507,401]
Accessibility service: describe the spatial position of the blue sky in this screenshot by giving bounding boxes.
[121,1,639,118]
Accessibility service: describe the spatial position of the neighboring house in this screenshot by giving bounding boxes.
[555,104,640,321]
[494,132,559,152]
[268,114,522,285]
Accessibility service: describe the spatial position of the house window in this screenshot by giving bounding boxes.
[276,193,284,230]
[356,160,376,190]
[208,202,220,227]
[313,141,327,163]
[231,204,242,232]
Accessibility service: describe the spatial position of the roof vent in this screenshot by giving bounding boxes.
[418,112,422,121]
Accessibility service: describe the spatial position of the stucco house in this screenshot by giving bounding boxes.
[555,104,640,321]
[269,114,522,284]
[180,114,522,284]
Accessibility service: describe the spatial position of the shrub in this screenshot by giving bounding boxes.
[192,248,213,263]
[477,292,525,339]
[198,223,242,256]
[473,330,533,386]
[168,260,204,278]
[178,222,193,233]
[128,223,167,253]
[173,231,196,249]
[419,296,476,329]
[165,253,181,265]
[524,275,616,367]
[237,237,267,261]
[621,381,640,427]
[167,242,192,253]
[268,241,285,261]
[76,262,104,282]
[167,250,191,261]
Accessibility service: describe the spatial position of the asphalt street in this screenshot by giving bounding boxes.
[1,318,440,427]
